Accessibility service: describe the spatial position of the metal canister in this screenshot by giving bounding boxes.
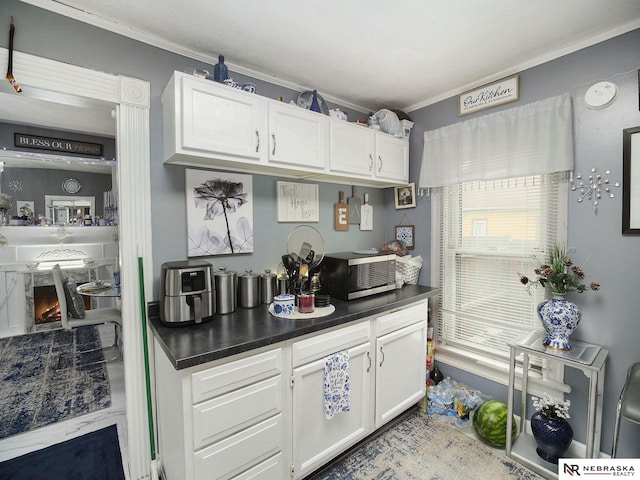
[214,267,237,314]
[238,269,260,308]
[259,269,277,304]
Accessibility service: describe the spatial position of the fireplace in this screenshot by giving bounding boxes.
[0,226,119,338]
[33,284,91,324]
[25,268,94,331]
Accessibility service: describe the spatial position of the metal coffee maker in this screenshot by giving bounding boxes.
[161,260,215,326]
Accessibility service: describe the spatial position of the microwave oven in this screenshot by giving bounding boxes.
[318,251,396,300]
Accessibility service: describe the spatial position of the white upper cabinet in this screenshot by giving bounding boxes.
[329,119,376,177]
[267,101,328,171]
[163,71,409,187]
[329,119,409,184]
[375,133,409,183]
[164,73,266,168]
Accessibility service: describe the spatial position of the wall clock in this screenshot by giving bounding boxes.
[62,178,82,194]
[395,225,415,250]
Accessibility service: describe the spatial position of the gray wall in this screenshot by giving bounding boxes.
[400,29,640,456]
[3,0,639,457]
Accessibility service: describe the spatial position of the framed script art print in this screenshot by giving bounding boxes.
[276,181,319,222]
[458,74,519,116]
[623,126,640,235]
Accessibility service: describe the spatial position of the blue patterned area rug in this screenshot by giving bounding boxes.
[308,408,545,480]
[0,326,111,439]
[0,424,125,480]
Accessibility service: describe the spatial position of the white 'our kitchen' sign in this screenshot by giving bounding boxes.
[458,74,519,116]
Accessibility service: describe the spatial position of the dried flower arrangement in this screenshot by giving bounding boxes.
[519,244,599,295]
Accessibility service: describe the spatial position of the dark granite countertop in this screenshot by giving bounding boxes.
[149,284,438,370]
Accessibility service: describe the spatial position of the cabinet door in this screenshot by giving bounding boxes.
[374,133,408,183]
[329,120,376,177]
[181,76,264,160]
[268,102,327,170]
[292,342,372,479]
[375,321,426,428]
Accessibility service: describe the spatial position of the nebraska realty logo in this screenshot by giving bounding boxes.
[560,459,639,478]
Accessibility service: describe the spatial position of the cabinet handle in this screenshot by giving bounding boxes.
[272,133,276,156]
[369,154,374,172]
[255,130,260,153]
[378,155,383,173]
[379,346,385,367]
[366,351,372,373]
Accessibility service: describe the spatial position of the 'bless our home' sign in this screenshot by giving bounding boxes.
[14,133,103,156]
[458,74,519,116]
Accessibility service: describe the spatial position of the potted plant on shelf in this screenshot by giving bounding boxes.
[519,244,599,350]
[530,393,573,464]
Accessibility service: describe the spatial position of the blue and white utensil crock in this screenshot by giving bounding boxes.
[273,294,295,315]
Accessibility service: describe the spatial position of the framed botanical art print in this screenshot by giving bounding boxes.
[186,169,254,256]
[395,224,415,250]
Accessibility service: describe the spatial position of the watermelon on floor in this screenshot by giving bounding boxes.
[472,399,518,447]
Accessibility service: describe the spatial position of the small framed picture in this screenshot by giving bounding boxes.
[395,225,415,250]
[394,183,416,209]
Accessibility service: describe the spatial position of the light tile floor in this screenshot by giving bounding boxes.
[0,324,128,478]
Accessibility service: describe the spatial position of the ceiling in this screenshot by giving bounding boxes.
[18,0,640,115]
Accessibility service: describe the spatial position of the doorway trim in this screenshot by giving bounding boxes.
[0,48,154,479]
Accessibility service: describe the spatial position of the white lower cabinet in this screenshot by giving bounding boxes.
[155,346,287,480]
[375,305,428,427]
[291,322,372,478]
[155,299,428,480]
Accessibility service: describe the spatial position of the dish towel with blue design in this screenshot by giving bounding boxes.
[324,349,350,419]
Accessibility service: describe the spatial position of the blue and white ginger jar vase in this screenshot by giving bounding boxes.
[537,294,581,350]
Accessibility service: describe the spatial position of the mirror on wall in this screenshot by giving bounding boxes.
[0,87,117,225]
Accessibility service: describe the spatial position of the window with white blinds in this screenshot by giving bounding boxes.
[436,172,569,363]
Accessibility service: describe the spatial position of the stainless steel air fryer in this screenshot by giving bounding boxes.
[161,260,215,326]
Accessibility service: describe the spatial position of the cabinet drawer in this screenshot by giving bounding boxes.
[194,414,283,480]
[232,453,284,480]
[376,300,427,337]
[291,321,371,367]
[192,348,283,403]
[193,376,283,450]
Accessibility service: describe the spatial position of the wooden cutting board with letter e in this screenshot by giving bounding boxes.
[334,191,349,231]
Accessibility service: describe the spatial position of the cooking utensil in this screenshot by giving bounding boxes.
[286,226,325,269]
[360,192,373,231]
[348,186,362,225]
[281,254,294,275]
[298,241,312,261]
[334,191,349,231]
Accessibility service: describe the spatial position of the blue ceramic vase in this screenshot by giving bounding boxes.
[530,411,573,464]
[537,295,581,350]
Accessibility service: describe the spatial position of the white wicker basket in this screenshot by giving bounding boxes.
[396,259,421,285]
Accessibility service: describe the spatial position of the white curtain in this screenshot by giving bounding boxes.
[418,94,573,189]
